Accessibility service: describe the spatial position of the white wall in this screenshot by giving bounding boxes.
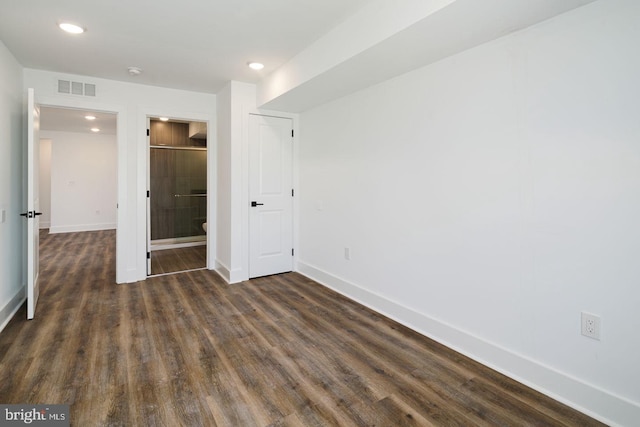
[215,81,257,283]
[38,139,52,229]
[297,1,640,425]
[40,130,117,233]
[0,41,24,331]
[216,83,232,280]
[23,69,216,282]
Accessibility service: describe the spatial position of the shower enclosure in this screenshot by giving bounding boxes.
[147,118,207,275]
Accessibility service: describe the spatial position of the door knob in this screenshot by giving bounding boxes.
[251,201,264,207]
[19,211,43,218]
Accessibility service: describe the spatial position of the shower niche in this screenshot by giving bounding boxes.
[147,118,207,276]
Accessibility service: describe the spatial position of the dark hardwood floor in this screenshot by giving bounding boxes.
[0,230,605,426]
[150,245,207,276]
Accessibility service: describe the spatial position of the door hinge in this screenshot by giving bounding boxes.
[147,190,150,198]
[291,129,294,138]
[292,248,294,256]
[147,251,151,259]
[291,189,294,197]
[147,129,150,136]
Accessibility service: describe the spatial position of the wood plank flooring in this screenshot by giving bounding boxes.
[150,245,207,275]
[0,230,605,426]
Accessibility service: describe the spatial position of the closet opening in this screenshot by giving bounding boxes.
[147,117,207,276]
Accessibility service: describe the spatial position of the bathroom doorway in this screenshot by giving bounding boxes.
[147,117,207,276]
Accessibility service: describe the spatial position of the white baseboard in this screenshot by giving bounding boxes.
[125,268,140,284]
[49,223,116,234]
[228,269,246,284]
[297,261,639,427]
[214,260,245,284]
[0,286,26,333]
[39,221,50,229]
[215,260,231,283]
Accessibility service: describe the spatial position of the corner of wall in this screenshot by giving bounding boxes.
[214,260,231,283]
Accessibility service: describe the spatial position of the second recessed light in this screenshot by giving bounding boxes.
[59,22,85,34]
[248,62,264,70]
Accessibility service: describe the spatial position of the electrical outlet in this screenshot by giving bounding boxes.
[581,312,600,340]
[344,247,351,261]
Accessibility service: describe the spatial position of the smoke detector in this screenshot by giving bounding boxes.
[128,67,143,76]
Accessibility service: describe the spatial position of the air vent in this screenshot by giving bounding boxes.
[58,80,70,94]
[71,81,83,95]
[57,79,97,97]
[84,83,96,97]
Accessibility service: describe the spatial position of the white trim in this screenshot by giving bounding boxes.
[125,268,138,284]
[49,223,116,234]
[215,260,231,283]
[296,261,640,427]
[148,267,207,278]
[139,107,216,283]
[151,240,206,251]
[214,259,246,284]
[0,286,26,333]
[34,94,127,284]
[245,109,299,281]
[150,145,206,151]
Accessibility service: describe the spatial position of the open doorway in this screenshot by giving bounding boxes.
[39,106,117,238]
[147,117,208,276]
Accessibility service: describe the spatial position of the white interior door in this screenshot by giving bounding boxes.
[249,115,293,278]
[25,88,41,319]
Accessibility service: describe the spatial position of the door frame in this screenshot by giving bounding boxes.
[146,116,210,276]
[247,114,294,278]
[242,110,299,281]
[140,109,215,277]
[35,95,126,283]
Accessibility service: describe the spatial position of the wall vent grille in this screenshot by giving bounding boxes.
[84,83,96,97]
[71,81,83,95]
[58,80,70,94]
[57,79,97,97]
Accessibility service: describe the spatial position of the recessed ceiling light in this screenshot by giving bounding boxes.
[159,117,169,122]
[85,115,96,121]
[59,22,84,34]
[248,62,264,71]
[128,67,143,76]
[91,128,100,132]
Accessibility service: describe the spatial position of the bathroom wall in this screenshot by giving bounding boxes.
[149,120,207,241]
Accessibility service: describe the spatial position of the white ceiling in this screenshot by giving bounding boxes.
[259,0,599,112]
[2,0,599,115]
[0,0,371,94]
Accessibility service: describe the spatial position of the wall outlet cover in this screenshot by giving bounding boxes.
[581,312,601,340]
